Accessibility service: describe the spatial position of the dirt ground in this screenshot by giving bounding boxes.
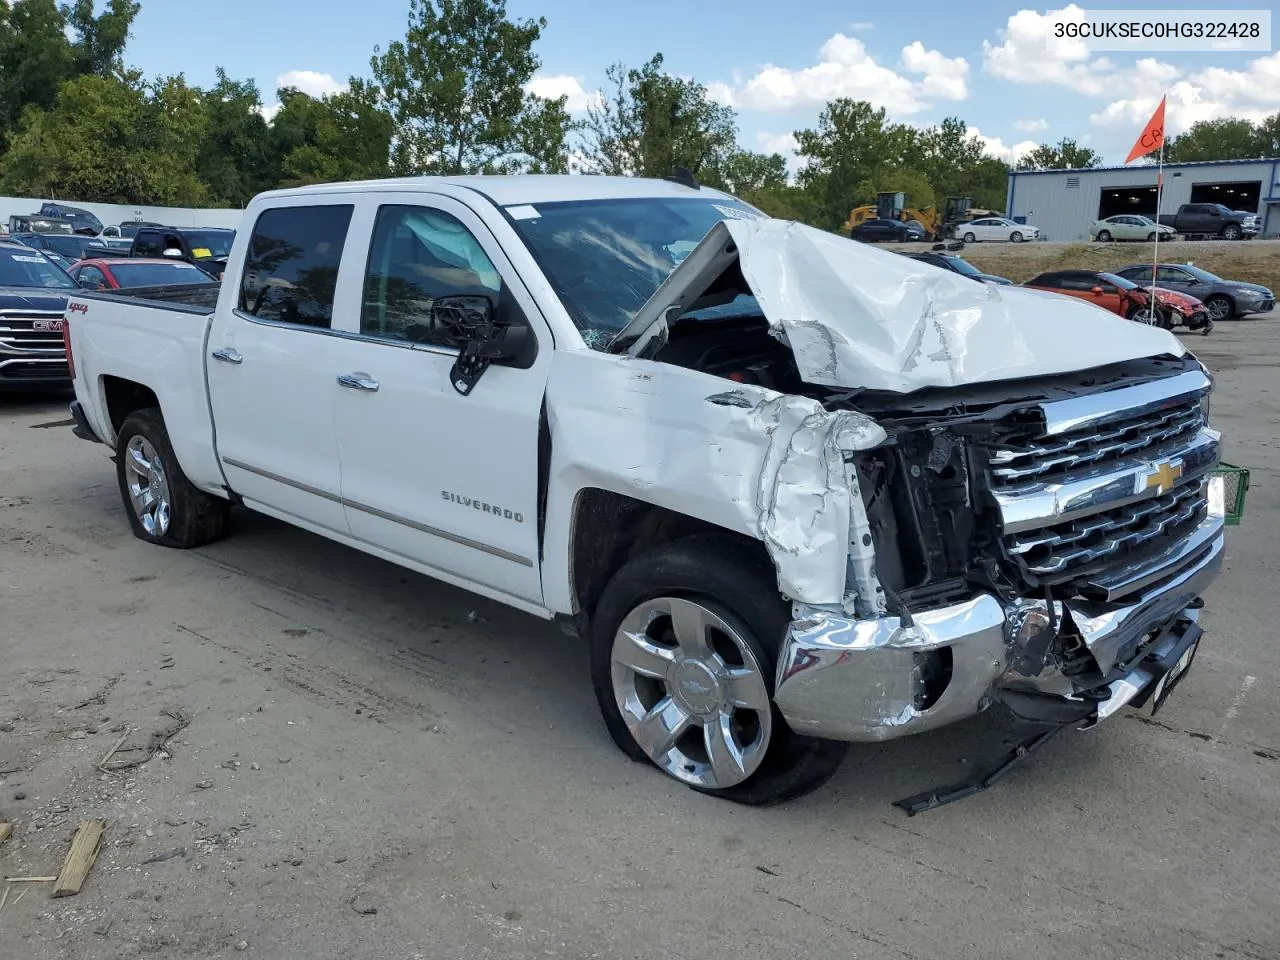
[889,236,1280,290]
[2,316,1279,959]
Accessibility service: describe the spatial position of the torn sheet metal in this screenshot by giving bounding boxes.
[541,351,887,609]
[617,219,1187,394]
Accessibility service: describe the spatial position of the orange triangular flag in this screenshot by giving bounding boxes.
[1125,95,1167,164]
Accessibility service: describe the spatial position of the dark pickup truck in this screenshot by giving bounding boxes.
[1158,203,1253,240]
[129,226,235,278]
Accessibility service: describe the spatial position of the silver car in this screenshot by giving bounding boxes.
[1091,215,1175,242]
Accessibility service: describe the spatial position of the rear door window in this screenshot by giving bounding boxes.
[133,231,161,256]
[238,205,354,329]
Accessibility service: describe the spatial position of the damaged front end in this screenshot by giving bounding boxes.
[771,355,1224,743]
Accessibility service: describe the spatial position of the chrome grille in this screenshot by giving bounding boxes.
[1005,481,1207,581]
[0,312,66,354]
[988,391,1204,489]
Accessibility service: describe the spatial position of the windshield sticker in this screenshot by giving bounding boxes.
[714,204,765,221]
[505,205,540,221]
[191,247,212,258]
[13,255,47,263]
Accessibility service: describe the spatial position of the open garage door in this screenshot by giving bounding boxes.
[1190,180,1261,212]
[1098,185,1159,219]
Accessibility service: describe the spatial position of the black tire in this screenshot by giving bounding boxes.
[589,534,847,805]
[1222,224,1242,241]
[115,408,230,549]
[1147,232,1157,242]
[1126,303,1157,324]
[962,231,977,243]
[1096,230,1112,242]
[1203,294,1234,321]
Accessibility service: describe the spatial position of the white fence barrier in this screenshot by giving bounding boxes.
[1,196,243,232]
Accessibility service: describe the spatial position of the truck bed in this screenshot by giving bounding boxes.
[67,286,226,496]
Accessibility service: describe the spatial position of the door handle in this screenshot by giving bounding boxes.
[211,347,242,364]
[337,372,379,392]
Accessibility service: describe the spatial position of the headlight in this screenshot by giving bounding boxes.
[1236,288,1258,296]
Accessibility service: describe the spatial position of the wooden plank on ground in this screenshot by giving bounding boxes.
[0,822,12,847]
[52,820,105,898]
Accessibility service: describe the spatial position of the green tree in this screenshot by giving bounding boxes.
[197,69,274,207]
[0,0,72,149]
[579,54,738,179]
[63,0,139,77]
[1162,117,1265,162]
[279,79,393,186]
[712,150,788,195]
[1015,137,1102,170]
[369,0,570,175]
[793,99,917,231]
[0,71,207,205]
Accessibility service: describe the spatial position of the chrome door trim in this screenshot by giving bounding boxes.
[221,456,532,567]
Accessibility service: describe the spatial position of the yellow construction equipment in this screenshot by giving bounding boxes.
[842,193,1004,240]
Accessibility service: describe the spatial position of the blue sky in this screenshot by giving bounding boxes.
[121,1,1280,166]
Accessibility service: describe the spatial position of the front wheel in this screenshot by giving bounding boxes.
[962,232,977,243]
[1009,231,1024,243]
[1147,232,1158,242]
[590,535,847,805]
[1222,224,1243,241]
[1126,303,1161,325]
[1203,294,1234,321]
[115,408,230,548]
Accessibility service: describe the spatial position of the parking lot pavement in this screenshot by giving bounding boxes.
[2,319,1279,960]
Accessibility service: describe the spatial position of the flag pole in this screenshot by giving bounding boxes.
[1150,95,1166,323]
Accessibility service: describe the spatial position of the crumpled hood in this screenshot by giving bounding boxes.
[616,219,1187,394]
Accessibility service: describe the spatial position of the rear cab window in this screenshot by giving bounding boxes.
[238,205,354,329]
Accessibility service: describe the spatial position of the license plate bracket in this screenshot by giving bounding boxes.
[1150,637,1198,715]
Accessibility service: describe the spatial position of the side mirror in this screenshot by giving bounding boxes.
[433,295,528,396]
[77,276,97,289]
[162,247,183,258]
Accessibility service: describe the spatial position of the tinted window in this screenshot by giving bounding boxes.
[1055,274,1097,291]
[1100,272,1140,291]
[133,231,162,256]
[239,205,353,329]
[361,205,501,346]
[185,230,234,259]
[111,262,214,288]
[0,246,78,288]
[1155,266,1188,282]
[76,266,107,288]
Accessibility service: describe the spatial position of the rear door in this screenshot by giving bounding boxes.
[206,201,358,534]
[330,193,552,605]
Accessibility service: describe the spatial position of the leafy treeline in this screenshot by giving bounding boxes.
[3,0,1276,230]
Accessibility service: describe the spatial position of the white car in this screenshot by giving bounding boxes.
[958,217,1040,243]
[1091,215,1175,243]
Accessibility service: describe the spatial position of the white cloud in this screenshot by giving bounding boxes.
[276,70,346,98]
[255,103,282,123]
[720,33,968,114]
[900,41,969,101]
[967,126,1038,163]
[1015,117,1049,132]
[849,21,874,32]
[525,73,601,113]
[706,81,736,107]
[754,132,803,176]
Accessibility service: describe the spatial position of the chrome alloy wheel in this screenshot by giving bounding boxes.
[610,597,773,789]
[124,435,172,537]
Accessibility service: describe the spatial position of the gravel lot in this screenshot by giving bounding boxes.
[2,317,1279,960]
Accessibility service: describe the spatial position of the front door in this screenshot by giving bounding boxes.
[331,194,552,605]
[207,202,358,535]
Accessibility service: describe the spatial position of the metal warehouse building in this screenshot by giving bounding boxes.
[1006,158,1280,241]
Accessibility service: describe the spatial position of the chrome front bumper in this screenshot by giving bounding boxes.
[774,515,1225,743]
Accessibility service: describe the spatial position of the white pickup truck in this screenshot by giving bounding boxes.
[64,175,1226,806]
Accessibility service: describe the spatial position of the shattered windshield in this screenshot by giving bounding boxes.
[505,196,764,348]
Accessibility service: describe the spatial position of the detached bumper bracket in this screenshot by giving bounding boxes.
[891,725,1066,816]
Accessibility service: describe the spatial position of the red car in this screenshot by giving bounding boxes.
[1023,269,1212,332]
[68,258,218,291]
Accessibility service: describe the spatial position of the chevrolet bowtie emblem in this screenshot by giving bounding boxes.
[1144,460,1183,495]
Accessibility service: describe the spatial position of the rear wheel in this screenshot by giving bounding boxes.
[590,535,847,805]
[115,408,230,548]
[1096,230,1112,242]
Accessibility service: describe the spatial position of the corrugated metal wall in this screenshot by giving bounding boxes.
[1006,161,1278,241]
